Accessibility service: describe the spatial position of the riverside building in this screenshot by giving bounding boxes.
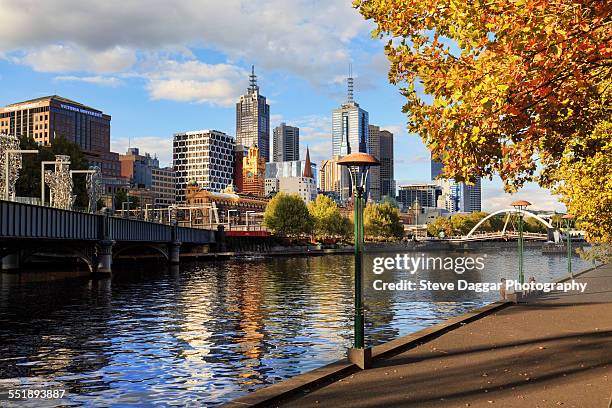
[0,95,120,176]
[173,130,235,202]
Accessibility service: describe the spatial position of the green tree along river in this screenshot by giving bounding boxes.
[0,248,593,406]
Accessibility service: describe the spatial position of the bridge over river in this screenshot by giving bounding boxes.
[0,200,222,276]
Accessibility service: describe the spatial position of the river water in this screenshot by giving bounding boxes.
[0,247,593,406]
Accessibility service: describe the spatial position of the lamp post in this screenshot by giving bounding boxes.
[338,152,380,370]
[4,149,38,201]
[562,214,575,278]
[511,200,531,286]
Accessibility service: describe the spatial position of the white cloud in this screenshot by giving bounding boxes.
[143,60,247,107]
[482,180,565,213]
[0,0,369,85]
[55,75,122,87]
[17,44,136,73]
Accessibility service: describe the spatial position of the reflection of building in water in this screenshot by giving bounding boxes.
[224,265,268,385]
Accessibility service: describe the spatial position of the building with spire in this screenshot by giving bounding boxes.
[236,66,271,161]
[265,147,317,203]
[331,68,369,157]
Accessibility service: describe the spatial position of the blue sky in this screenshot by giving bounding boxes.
[0,0,564,212]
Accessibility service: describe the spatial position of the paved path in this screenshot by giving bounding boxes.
[278,265,612,408]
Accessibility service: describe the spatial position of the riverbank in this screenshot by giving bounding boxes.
[174,239,563,261]
[223,263,612,407]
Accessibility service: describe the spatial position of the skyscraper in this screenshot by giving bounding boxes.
[368,124,382,202]
[273,123,299,162]
[379,129,395,198]
[332,72,369,157]
[173,130,235,202]
[236,66,270,161]
[431,155,481,213]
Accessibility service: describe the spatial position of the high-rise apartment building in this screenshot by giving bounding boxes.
[273,123,299,162]
[332,75,369,157]
[379,129,395,198]
[236,66,270,161]
[242,145,266,196]
[367,124,382,202]
[0,95,120,176]
[173,130,235,202]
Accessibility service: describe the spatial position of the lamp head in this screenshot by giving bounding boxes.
[511,199,531,210]
[337,152,380,190]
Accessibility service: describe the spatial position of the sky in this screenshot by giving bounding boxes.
[0,0,565,212]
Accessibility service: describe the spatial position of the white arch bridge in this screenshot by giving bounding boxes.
[445,208,557,242]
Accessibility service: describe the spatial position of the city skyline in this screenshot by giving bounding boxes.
[0,0,565,212]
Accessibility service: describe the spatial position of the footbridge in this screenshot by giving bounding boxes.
[0,200,223,275]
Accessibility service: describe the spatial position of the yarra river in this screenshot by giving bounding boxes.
[0,247,593,406]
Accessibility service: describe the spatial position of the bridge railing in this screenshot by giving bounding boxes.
[1,199,100,240]
[0,200,216,245]
[107,217,172,242]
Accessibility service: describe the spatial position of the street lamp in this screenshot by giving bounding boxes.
[562,214,575,278]
[338,152,380,370]
[4,149,38,201]
[511,200,531,286]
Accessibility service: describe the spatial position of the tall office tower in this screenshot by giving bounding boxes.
[242,145,266,196]
[236,66,270,161]
[273,122,299,162]
[431,156,444,180]
[431,154,481,212]
[459,179,482,212]
[332,72,369,157]
[0,95,120,176]
[379,129,395,198]
[367,124,382,202]
[173,130,235,202]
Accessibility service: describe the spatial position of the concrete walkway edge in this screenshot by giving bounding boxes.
[220,265,602,408]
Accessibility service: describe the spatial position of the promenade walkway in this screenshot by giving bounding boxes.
[278,264,612,408]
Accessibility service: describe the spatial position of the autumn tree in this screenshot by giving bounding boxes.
[263,192,313,238]
[552,120,612,250]
[354,0,611,235]
[427,216,453,237]
[308,194,353,240]
[364,202,404,240]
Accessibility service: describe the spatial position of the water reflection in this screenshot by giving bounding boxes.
[0,248,592,406]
